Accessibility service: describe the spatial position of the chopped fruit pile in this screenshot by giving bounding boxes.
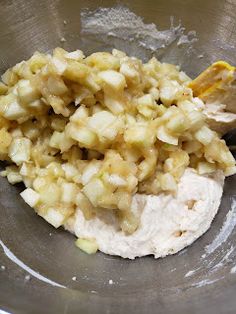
[0,48,235,234]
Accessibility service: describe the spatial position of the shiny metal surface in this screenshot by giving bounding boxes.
[0,0,236,313]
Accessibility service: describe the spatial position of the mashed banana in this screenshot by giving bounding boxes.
[0,48,235,257]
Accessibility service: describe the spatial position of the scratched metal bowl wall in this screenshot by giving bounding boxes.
[0,1,236,313]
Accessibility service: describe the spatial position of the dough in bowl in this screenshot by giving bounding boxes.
[65,169,224,259]
[0,48,234,258]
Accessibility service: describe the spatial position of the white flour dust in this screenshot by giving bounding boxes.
[80,6,197,65]
[184,198,236,287]
[205,199,236,255]
[230,264,236,273]
[185,268,201,278]
[211,245,234,271]
[191,277,223,288]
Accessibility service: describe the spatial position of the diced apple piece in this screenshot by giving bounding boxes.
[74,87,92,106]
[42,208,66,228]
[137,94,156,118]
[120,211,139,234]
[156,125,178,145]
[29,52,49,73]
[5,101,28,120]
[20,188,40,207]
[63,60,89,82]
[99,70,126,91]
[75,238,98,254]
[124,124,155,147]
[15,61,32,79]
[20,162,34,177]
[178,100,197,113]
[61,163,79,180]
[81,162,101,185]
[104,94,124,114]
[100,117,123,140]
[179,71,191,83]
[112,49,126,58]
[86,52,120,70]
[0,94,28,120]
[182,140,202,154]
[205,139,235,169]
[46,162,64,178]
[75,192,94,219]
[160,173,177,192]
[88,111,116,130]
[138,156,157,182]
[194,126,215,145]
[1,69,19,86]
[107,174,127,187]
[116,191,132,211]
[120,61,140,82]
[51,57,67,75]
[1,165,23,184]
[166,112,187,133]
[10,128,23,138]
[187,110,204,130]
[17,79,40,105]
[225,166,236,176]
[67,124,97,148]
[149,87,160,101]
[49,131,75,152]
[70,105,89,122]
[87,110,122,140]
[197,161,216,175]
[83,178,106,206]
[160,79,182,106]
[61,182,77,203]
[46,76,68,96]
[65,50,85,61]
[84,73,101,93]
[9,138,31,165]
[7,171,22,184]
[39,183,61,205]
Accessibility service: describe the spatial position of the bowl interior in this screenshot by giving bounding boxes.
[0,1,236,313]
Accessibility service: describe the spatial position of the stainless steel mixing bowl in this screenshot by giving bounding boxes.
[0,0,236,313]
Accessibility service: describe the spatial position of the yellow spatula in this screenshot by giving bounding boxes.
[188,61,236,135]
[189,61,236,114]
